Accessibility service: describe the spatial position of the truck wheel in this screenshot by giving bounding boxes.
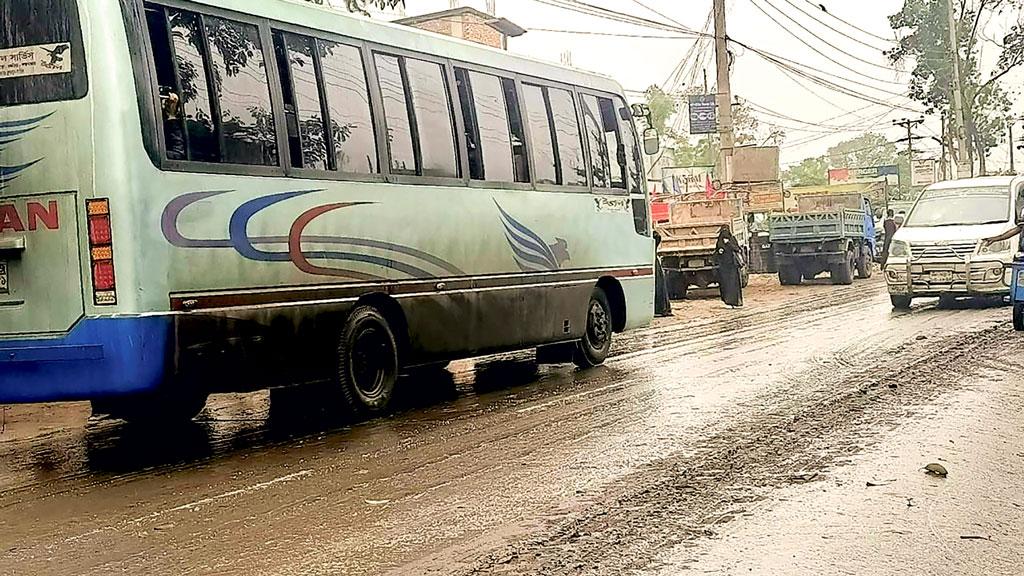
[778,265,801,286]
[890,295,913,310]
[336,306,399,416]
[856,248,872,279]
[574,288,613,369]
[666,271,688,300]
[1014,303,1024,331]
[831,251,855,285]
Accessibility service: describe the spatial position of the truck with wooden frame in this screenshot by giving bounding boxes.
[656,195,750,299]
[769,193,876,286]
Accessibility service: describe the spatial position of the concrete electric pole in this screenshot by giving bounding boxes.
[946,0,972,178]
[714,0,735,184]
[893,118,925,163]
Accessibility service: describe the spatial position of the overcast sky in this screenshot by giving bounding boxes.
[360,0,1022,169]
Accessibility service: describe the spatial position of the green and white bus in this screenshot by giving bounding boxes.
[0,0,656,421]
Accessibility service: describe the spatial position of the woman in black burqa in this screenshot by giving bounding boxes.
[715,226,744,308]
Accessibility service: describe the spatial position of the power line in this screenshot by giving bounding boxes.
[736,40,906,92]
[800,0,896,43]
[778,0,893,52]
[749,0,900,74]
[735,41,922,112]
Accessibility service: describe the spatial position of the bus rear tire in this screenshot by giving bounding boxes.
[336,306,399,416]
[92,386,209,425]
[574,288,613,369]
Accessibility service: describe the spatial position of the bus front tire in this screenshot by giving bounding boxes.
[574,288,613,369]
[336,306,399,416]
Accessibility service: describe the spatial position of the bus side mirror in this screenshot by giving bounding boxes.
[643,127,660,155]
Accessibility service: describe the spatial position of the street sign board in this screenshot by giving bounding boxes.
[828,165,899,186]
[911,158,938,187]
[688,94,717,135]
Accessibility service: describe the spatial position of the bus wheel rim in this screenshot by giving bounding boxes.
[351,325,390,399]
[587,300,609,348]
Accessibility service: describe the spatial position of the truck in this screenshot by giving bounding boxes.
[657,195,749,299]
[769,193,876,286]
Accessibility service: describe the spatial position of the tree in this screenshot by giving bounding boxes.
[782,156,828,186]
[303,0,405,14]
[642,87,784,170]
[888,0,1023,174]
[827,132,898,170]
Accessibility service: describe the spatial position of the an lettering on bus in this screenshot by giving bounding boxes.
[0,201,60,233]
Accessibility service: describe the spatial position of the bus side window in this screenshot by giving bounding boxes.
[404,58,460,178]
[374,53,460,178]
[319,41,378,175]
[144,6,186,160]
[272,31,327,171]
[546,88,588,187]
[615,98,645,195]
[454,69,529,184]
[581,95,627,192]
[581,95,610,189]
[522,84,560,185]
[203,17,279,166]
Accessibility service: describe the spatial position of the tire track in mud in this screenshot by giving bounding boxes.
[0,281,883,501]
[405,322,1010,576]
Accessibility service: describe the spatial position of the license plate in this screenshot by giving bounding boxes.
[929,271,954,283]
[688,259,705,268]
[0,261,7,295]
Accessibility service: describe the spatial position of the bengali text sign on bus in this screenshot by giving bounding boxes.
[0,43,72,80]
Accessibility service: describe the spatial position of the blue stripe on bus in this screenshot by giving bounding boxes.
[228,190,319,262]
[0,317,172,403]
[0,112,54,129]
[0,159,41,179]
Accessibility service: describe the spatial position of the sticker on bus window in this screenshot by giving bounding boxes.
[0,43,72,80]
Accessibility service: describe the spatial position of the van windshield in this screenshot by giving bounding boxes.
[0,0,87,106]
[905,186,1010,227]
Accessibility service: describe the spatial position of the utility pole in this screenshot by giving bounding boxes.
[894,117,925,162]
[1011,120,1016,174]
[946,0,972,178]
[939,115,949,179]
[713,0,735,183]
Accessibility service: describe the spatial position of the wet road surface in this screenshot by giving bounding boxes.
[1,276,1022,575]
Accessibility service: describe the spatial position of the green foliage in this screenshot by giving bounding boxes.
[827,133,897,169]
[888,0,1022,171]
[642,87,777,169]
[782,156,828,186]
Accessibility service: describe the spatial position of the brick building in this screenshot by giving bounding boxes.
[395,7,526,50]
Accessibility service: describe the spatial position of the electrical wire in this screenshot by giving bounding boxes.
[779,0,893,52]
[750,0,902,74]
[800,0,896,43]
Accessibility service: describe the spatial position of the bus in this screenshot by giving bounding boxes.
[0,0,656,422]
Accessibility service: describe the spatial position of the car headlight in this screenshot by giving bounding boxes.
[890,240,910,258]
[978,239,1012,255]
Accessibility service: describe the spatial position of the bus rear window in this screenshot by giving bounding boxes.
[0,0,88,105]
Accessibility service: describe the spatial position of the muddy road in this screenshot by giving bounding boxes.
[2,277,1022,575]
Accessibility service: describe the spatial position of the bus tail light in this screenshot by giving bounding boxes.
[86,199,117,306]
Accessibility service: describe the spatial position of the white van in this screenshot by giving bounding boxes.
[886,176,1023,309]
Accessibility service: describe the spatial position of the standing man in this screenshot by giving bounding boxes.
[881,209,898,268]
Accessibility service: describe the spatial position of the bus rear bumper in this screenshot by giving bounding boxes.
[0,317,172,403]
